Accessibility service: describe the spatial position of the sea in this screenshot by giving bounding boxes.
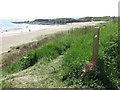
[0,18,61,34]
[0,19,27,32]
[0,17,80,34]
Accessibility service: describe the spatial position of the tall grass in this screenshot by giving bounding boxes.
[2,30,74,75]
[61,23,119,89]
[3,27,94,75]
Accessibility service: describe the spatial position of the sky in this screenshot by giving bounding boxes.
[0,0,119,19]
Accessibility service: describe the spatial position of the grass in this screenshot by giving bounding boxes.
[1,55,67,88]
[1,22,119,89]
[2,30,73,75]
[2,32,66,69]
[60,22,119,89]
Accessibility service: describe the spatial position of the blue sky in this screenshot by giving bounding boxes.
[0,0,119,19]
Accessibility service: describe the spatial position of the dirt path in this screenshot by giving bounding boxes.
[1,55,66,88]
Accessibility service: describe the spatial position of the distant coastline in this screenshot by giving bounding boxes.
[11,16,115,26]
[1,16,115,34]
[12,18,92,25]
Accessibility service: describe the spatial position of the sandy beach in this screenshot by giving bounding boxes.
[0,21,105,54]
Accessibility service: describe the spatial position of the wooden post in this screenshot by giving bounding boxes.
[81,27,100,79]
[92,27,100,64]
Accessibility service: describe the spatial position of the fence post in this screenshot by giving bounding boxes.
[81,27,100,79]
[92,27,100,64]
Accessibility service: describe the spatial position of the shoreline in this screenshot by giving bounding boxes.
[0,24,64,35]
[0,21,106,54]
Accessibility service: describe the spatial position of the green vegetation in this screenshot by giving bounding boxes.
[84,16,118,22]
[2,22,119,89]
[2,34,71,75]
[60,23,119,89]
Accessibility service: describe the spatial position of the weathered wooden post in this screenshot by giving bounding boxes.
[81,27,100,79]
[92,27,100,64]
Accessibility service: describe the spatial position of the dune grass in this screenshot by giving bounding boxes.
[2,22,119,89]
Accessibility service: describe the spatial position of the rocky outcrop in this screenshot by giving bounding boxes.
[12,18,91,25]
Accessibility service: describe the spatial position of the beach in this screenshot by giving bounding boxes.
[0,21,105,54]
